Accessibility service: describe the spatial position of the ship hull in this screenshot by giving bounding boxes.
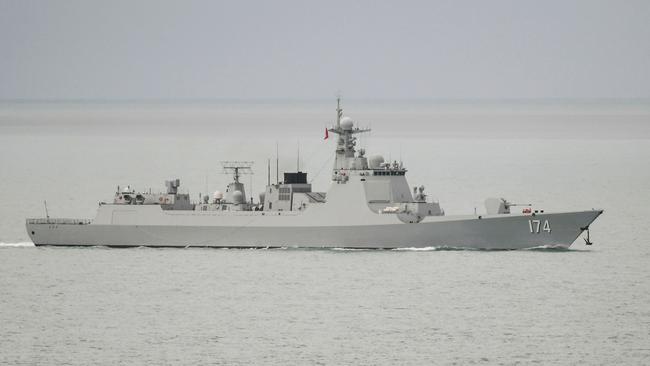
[26,210,602,250]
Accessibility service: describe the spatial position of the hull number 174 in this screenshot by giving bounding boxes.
[528,219,551,233]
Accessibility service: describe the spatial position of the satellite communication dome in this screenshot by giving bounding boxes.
[232,190,244,204]
[340,116,354,130]
[213,190,223,200]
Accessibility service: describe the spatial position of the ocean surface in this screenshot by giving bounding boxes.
[1,100,649,364]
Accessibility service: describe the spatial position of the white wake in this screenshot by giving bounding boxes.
[0,242,35,247]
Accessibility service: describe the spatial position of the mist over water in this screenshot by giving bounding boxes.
[3,100,649,139]
[1,101,649,364]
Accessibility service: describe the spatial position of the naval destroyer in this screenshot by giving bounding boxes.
[26,100,602,249]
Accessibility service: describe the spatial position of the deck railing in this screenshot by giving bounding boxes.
[26,218,92,225]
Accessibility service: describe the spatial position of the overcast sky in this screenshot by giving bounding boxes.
[1,0,649,100]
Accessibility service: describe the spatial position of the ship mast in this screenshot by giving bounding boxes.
[220,161,254,204]
[336,96,342,129]
[327,97,371,172]
[221,161,253,183]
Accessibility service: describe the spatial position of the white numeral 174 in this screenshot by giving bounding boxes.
[529,219,551,233]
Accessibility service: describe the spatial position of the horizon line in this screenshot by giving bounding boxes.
[1,97,650,105]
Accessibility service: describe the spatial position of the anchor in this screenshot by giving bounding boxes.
[581,226,593,245]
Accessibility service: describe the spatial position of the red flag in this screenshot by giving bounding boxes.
[324,128,329,140]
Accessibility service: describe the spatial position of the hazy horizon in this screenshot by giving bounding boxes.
[3,97,650,103]
[2,100,648,139]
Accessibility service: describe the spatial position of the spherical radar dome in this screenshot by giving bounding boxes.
[232,190,244,203]
[368,155,385,169]
[213,190,223,200]
[340,116,354,130]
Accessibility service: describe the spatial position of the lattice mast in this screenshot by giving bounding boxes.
[327,97,371,171]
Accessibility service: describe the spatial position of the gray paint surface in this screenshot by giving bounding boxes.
[25,147,602,249]
[27,209,601,249]
[25,101,604,249]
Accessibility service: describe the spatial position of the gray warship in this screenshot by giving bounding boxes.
[26,100,603,249]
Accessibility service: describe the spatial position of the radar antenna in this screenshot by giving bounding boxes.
[336,95,342,128]
[327,97,371,171]
[328,97,371,138]
[220,161,254,183]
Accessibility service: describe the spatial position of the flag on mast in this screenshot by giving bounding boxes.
[324,128,329,140]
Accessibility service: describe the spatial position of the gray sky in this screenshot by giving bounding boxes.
[1,0,649,100]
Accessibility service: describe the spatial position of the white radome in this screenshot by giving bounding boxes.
[368,155,385,169]
[213,190,223,200]
[340,116,354,130]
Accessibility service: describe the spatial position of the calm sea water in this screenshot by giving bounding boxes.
[1,101,649,364]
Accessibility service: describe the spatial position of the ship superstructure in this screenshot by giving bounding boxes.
[26,99,602,249]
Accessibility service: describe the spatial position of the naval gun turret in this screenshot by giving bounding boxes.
[485,198,532,215]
